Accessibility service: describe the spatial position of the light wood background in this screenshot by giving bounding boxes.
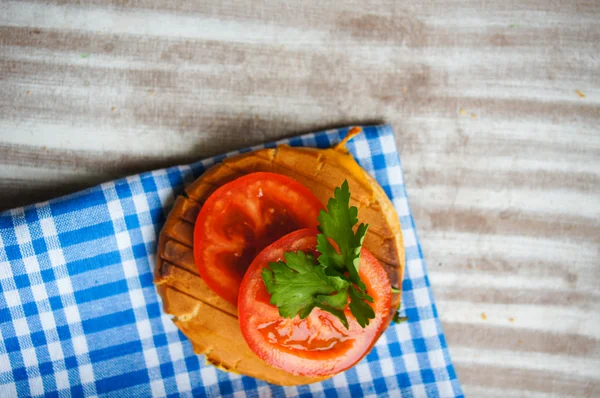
[1,1,599,396]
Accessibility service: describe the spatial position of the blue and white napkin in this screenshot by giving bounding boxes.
[0,125,463,397]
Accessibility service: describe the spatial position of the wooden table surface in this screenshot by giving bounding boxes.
[1,1,599,396]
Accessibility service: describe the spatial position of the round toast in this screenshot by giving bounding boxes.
[154,129,405,385]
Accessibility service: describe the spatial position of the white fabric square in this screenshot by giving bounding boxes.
[282,386,300,397]
[200,366,218,386]
[412,286,432,307]
[0,382,17,398]
[380,134,397,154]
[333,373,347,389]
[79,364,95,384]
[30,282,48,303]
[23,256,40,275]
[403,353,420,372]
[0,261,11,280]
[48,249,65,266]
[308,381,324,394]
[57,278,74,296]
[28,376,44,395]
[233,390,247,398]
[258,388,275,398]
[150,380,166,398]
[352,137,372,160]
[132,194,150,213]
[21,347,37,368]
[38,311,56,332]
[428,349,446,370]
[122,260,137,279]
[115,231,132,250]
[107,200,124,221]
[438,380,455,398]
[137,319,152,340]
[63,305,81,325]
[47,341,64,362]
[0,352,11,373]
[129,289,145,309]
[387,165,404,185]
[412,384,426,397]
[168,342,184,362]
[71,335,88,356]
[407,259,424,279]
[143,347,160,368]
[175,372,191,394]
[402,228,417,248]
[40,217,58,237]
[15,224,32,245]
[380,357,395,377]
[140,224,155,245]
[355,362,373,383]
[4,289,21,308]
[12,317,30,337]
[55,370,70,390]
[421,319,439,339]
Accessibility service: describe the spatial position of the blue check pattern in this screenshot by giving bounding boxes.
[0,125,463,397]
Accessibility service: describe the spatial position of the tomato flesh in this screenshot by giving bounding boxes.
[194,173,324,305]
[238,229,392,377]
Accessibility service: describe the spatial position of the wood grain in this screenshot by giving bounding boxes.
[1,0,599,396]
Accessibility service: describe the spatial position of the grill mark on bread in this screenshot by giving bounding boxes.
[163,219,194,247]
[160,267,237,316]
[160,234,192,250]
[160,239,198,275]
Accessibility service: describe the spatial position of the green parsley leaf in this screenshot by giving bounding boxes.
[317,180,369,291]
[263,180,375,329]
[316,289,348,310]
[261,251,349,324]
[349,286,375,327]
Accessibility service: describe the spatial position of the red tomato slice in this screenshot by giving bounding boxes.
[194,172,324,305]
[238,228,392,377]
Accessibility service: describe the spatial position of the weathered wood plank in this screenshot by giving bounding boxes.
[1,0,599,396]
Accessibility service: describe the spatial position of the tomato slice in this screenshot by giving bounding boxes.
[194,173,324,305]
[238,228,392,377]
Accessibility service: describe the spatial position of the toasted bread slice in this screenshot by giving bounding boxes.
[154,128,405,385]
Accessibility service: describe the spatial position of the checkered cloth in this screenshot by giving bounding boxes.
[0,125,463,397]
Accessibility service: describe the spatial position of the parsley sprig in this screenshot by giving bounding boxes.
[261,180,375,329]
